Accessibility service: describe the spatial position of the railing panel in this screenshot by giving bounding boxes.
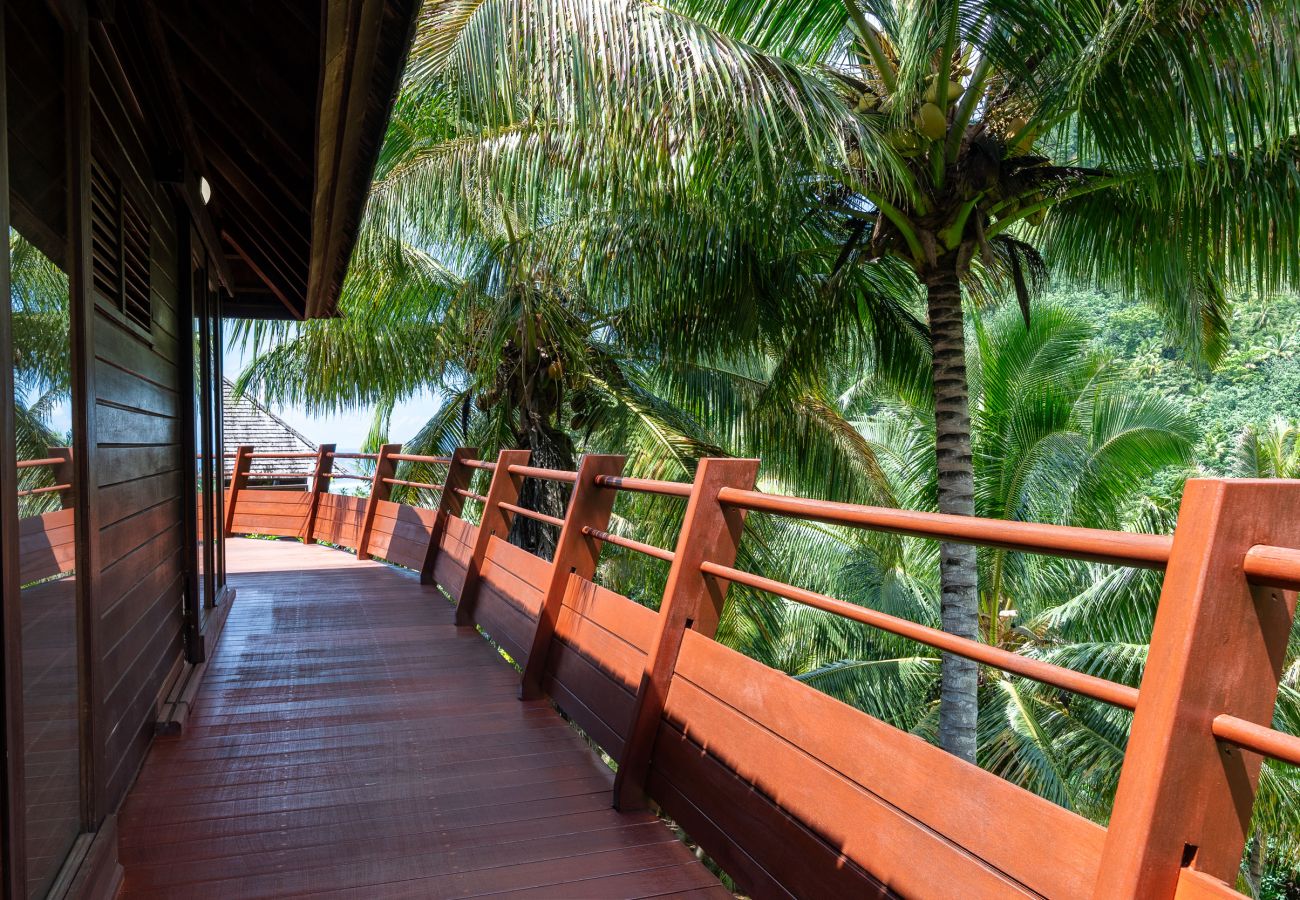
[431,517,477,596]
[311,494,366,548]
[484,533,552,596]
[555,576,657,685]
[228,489,310,537]
[364,500,441,569]
[372,499,438,530]
[541,575,657,757]
[472,536,546,664]
[442,514,476,547]
[648,721,889,898]
[18,508,78,584]
[669,628,1106,898]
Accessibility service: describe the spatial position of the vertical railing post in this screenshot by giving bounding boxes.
[454,449,531,626]
[301,443,336,544]
[421,447,479,585]
[47,446,75,508]
[223,444,252,536]
[613,457,759,810]
[1093,478,1300,898]
[519,454,626,700]
[357,442,401,560]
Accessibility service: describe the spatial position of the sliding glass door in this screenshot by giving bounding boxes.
[3,1,86,895]
[188,249,226,647]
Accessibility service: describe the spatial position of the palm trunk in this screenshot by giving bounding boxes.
[1245,832,1265,898]
[925,262,979,764]
[510,410,575,560]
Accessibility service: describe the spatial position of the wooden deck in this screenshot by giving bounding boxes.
[115,538,728,899]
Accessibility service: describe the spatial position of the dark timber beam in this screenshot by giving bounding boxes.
[223,232,304,320]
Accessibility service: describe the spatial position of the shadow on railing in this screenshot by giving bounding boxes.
[221,442,1300,899]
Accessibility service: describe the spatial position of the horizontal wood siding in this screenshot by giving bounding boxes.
[90,41,189,810]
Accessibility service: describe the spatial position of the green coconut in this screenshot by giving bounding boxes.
[917,102,947,140]
[924,78,965,104]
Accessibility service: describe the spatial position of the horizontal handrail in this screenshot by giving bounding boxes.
[245,471,316,479]
[328,451,377,460]
[700,560,1141,711]
[323,472,370,480]
[595,474,692,498]
[16,483,72,498]
[582,526,675,562]
[383,477,444,491]
[247,452,319,459]
[717,488,1173,569]
[1212,714,1300,766]
[1243,544,1300,591]
[499,501,566,529]
[17,456,66,469]
[507,464,578,484]
[390,453,452,465]
[454,487,488,503]
[463,459,496,471]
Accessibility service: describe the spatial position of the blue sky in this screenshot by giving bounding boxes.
[223,341,440,452]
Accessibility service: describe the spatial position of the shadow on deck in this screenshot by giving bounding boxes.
[116,539,727,899]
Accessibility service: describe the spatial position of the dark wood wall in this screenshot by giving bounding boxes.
[86,35,188,814]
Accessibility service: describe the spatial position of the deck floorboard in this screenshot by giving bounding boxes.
[117,538,728,899]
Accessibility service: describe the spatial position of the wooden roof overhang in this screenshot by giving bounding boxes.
[103,0,420,320]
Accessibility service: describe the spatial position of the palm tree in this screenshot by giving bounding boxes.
[234,81,918,555]
[233,243,907,556]
[718,301,1203,815]
[406,0,1300,760]
[8,230,71,515]
[1234,419,1300,481]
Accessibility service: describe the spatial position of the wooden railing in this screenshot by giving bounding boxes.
[222,443,1300,899]
[15,449,77,584]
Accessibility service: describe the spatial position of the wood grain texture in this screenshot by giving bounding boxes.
[115,538,723,899]
[666,629,1102,898]
[541,575,658,757]
[1096,480,1300,897]
[356,442,399,559]
[614,458,759,810]
[520,454,625,699]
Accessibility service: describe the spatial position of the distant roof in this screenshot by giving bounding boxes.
[222,379,356,478]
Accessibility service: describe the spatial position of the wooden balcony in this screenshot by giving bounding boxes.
[116,538,728,898]
[117,443,1300,899]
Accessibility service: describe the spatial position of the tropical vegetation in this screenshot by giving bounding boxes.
[8,230,71,516]
[228,0,1300,891]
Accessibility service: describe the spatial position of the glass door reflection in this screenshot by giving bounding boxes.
[6,0,83,893]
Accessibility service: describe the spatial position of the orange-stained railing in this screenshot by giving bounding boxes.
[223,444,1300,899]
[14,450,77,584]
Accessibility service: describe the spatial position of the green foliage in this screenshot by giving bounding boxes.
[1042,284,1300,473]
[8,229,71,515]
[232,0,1300,880]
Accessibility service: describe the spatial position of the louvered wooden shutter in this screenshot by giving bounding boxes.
[90,159,121,307]
[120,194,151,329]
[89,157,153,333]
